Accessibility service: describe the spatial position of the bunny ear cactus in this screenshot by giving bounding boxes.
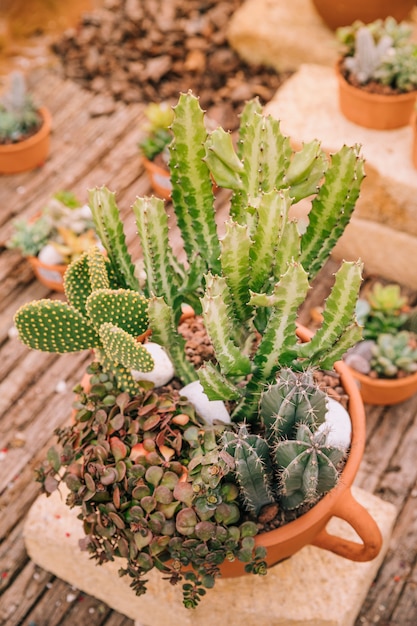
[14,247,153,393]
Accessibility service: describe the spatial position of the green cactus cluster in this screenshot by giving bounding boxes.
[223,370,344,514]
[370,331,417,378]
[357,282,411,340]
[14,247,153,393]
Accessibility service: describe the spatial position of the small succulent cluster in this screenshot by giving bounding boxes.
[370,332,417,378]
[337,17,417,92]
[7,190,98,266]
[0,71,42,144]
[38,362,267,607]
[138,102,175,161]
[346,282,417,379]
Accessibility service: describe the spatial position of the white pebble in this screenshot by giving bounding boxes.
[180,381,231,425]
[55,380,68,394]
[131,342,174,387]
[38,244,65,266]
[8,325,19,339]
[317,397,352,451]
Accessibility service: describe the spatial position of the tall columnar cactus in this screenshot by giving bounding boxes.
[14,247,153,392]
[87,93,364,417]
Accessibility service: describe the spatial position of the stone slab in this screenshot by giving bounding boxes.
[265,64,417,288]
[227,0,417,73]
[24,487,396,626]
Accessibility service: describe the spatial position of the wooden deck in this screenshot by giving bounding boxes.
[0,68,417,626]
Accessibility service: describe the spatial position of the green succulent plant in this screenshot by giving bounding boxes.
[337,17,417,92]
[370,331,417,378]
[0,71,42,144]
[15,92,367,608]
[357,282,411,340]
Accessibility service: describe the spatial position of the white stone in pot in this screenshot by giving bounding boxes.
[37,244,65,266]
[316,397,352,452]
[180,380,231,425]
[131,342,175,387]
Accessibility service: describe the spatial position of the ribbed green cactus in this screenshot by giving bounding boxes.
[14,247,153,392]
[275,424,345,510]
[223,426,276,516]
[222,370,345,513]
[259,369,328,440]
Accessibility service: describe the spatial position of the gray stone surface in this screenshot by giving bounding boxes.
[24,487,396,626]
[265,64,417,288]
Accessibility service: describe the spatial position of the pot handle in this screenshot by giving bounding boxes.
[311,489,383,562]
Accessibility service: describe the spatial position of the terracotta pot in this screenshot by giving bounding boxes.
[27,255,66,292]
[336,64,417,130]
[0,107,52,174]
[348,366,417,406]
[142,156,172,200]
[412,112,417,169]
[218,327,382,578]
[312,0,416,30]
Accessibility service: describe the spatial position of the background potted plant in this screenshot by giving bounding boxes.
[138,102,174,200]
[336,17,417,129]
[311,0,416,31]
[0,70,52,174]
[7,190,98,292]
[14,93,382,608]
[344,282,417,404]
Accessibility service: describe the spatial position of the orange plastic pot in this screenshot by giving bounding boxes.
[142,156,172,200]
[0,107,52,174]
[412,113,417,170]
[348,366,417,406]
[312,0,415,30]
[336,66,417,130]
[27,255,66,292]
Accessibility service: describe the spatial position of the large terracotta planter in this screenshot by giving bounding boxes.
[0,107,52,174]
[27,255,66,292]
[412,112,417,169]
[142,156,172,200]
[348,366,417,406]
[312,0,415,30]
[336,65,417,130]
[218,359,382,577]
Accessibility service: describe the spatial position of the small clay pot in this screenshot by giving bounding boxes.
[142,156,172,200]
[348,367,417,406]
[27,255,66,292]
[0,107,52,174]
[312,0,416,30]
[336,64,417,130]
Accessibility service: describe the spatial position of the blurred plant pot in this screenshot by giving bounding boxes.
[312,0,416,30]
[27,255,66,292]
[336,64,417,130]
[412,112,417,169]
[142,156,172,200]
[219,328,382,578]
[0,107,52,174]
[348,366,417,406]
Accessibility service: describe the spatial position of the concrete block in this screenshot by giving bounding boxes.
[227,0,339,71]
[24,487,396,626]
[265,64,417,288]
